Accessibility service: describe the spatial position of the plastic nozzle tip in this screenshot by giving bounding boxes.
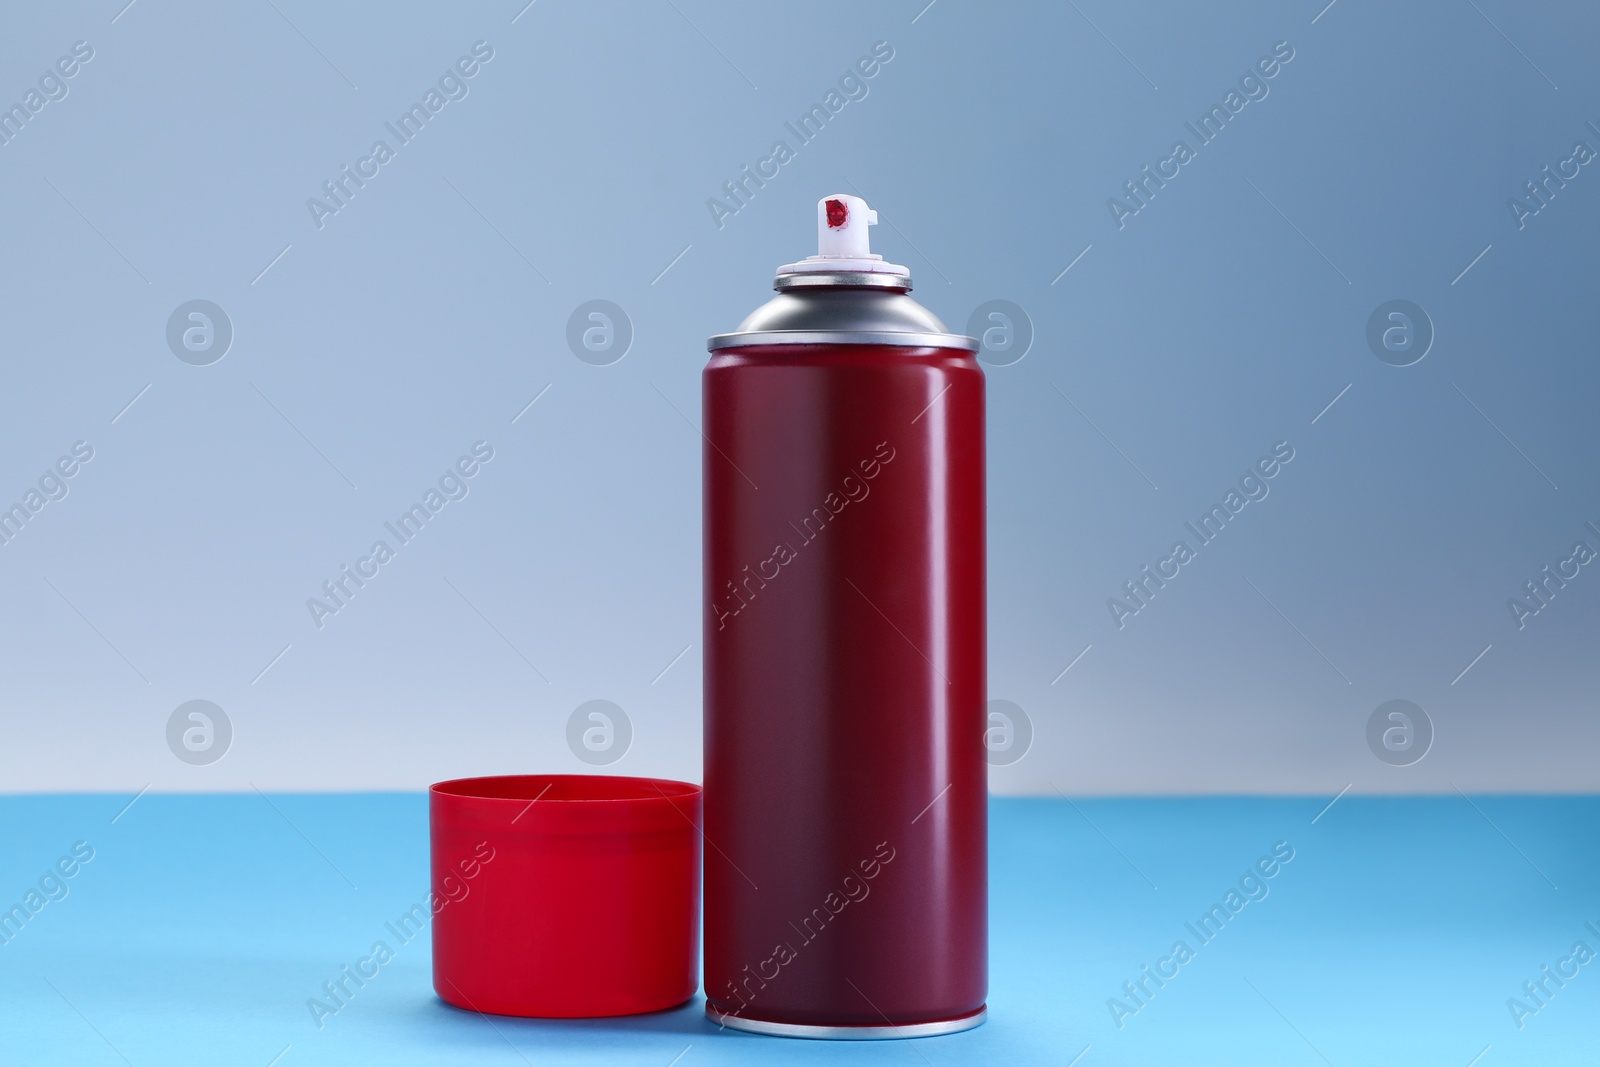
[816,194,878,259]
[774,193,908,279]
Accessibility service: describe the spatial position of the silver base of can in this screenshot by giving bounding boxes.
[705,1003,986,1040]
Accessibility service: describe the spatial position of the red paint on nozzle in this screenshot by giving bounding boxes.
[825,198,848,228]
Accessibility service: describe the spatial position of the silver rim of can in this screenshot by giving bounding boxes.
[705,1004,987,1040]
[774,271,911,291]
[707,330,979,352]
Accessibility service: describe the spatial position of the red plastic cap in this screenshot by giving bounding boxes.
[430,774,702,1018]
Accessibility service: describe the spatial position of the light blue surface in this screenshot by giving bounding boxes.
[1,793,1594,1064]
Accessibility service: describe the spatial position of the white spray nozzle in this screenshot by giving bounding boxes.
[777,194,910,278]
[817,194,877,258]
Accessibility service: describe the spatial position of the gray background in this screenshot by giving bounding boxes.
[1,0,1595,794]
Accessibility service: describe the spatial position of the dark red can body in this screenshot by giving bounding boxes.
[702,341,987,1034]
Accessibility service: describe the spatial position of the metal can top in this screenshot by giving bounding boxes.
[707,195,978,353]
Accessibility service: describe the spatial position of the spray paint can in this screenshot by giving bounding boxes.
[702,194,986,1038]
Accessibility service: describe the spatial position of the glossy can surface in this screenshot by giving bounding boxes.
[702,342,986,1031]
